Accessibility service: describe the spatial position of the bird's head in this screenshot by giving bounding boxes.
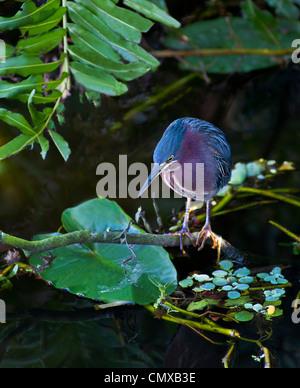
[138,119,188,197]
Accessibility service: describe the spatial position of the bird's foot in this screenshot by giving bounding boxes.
[196,224,220,251]
[170,227,195,254]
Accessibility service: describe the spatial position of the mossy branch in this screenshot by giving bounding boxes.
[0,229,241,259]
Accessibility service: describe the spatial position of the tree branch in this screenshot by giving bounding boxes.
[0,229,243,260]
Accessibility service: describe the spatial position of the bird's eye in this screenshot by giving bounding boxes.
[167,156,174,163]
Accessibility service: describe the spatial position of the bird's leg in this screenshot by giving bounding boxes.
[196,200,219,250]
[172,198,195,253]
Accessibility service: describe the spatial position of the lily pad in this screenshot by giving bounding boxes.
[30,198,177,305]
[234,311,254,322]
[227,291,241,299]
[219,260,233,271]
[179,277,193,288]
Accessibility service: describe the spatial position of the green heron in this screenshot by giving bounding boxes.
[138,117,232,253]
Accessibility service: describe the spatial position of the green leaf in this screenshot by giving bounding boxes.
[37,133,49,159]
[48,129,71,161]
[227,291,241,299]
[222,285,233,291]
[15,89,63,104]
[0,0,60,31]
[234,311,254,322]
[253,303,263,312]
[68,45,150,81]
[0,108,34,135]
[241,0,280,46]
[257,272,269,279]
[234,267,251,277]
[195,282,215,291]
[16,28,66,54]
[44,72,69,91]
[266,0,299,18]
[68,23,121,61]
[179,276,193,288]
[27,89,47,124]
[193,274,211,282]
[219,260,233,271]
[224,295,252,307]
[76,0,153,43]
[69,61,127,96]
[212,277,227,286]
[187,300,208,311]
[20,7,67,36]
[30,198,177,305]
[67,1,159,69]
[163,17,284,74]
[236,283,249,290]
[0,74,44,99]
[0,54,65,77]
[0,134,33,160]
[123,0,180,28]
[212,270,228,278]
[112,40,159,70]
[238,276,254,284]
[67,2,124,47]
[271,267,281,275]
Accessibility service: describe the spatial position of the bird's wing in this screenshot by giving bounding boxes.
[205,129,232,189]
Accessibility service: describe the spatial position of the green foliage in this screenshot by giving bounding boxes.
[0,263,19,291]
[163,0,299,74]
[30,198,177,305]
[0,0,180,160]
[180,260,289,322]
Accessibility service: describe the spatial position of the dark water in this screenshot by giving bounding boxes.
[0,61,300,367]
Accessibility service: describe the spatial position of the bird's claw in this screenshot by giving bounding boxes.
[196,225,219,251]
[171,228,196,254]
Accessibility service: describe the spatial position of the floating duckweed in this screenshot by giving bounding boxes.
[229,162,247,185]
[234,311,254,322]
[216,184,231,196]
[234,267,250,277]
[236,283,249,290]
[264,288,285,301]
[253,303,263,312]
[219,260,233,271]
[193,282,215,291]
[179,277,193,288]
[228,290,241,299]
[213,277,227,286]
[216,158,294,195]
[246,160,265,177]
[192,274,211,282]
[212,270,228,277]
[222,285,233,291]
[239,276,254,284]
[178,260,288,324]
[262,267,288,285]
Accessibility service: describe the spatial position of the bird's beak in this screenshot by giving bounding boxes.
[138,162,163,198]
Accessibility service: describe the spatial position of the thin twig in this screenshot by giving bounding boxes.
[151,48,294,58]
